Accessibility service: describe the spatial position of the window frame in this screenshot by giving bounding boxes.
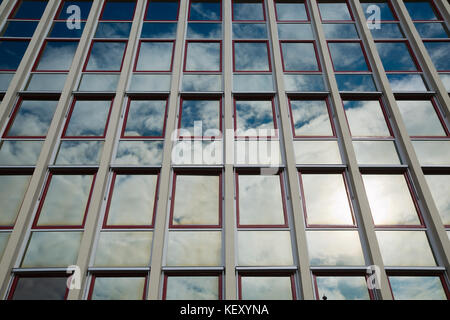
[238,271,297,300]
[82,39,128,72]
[327,40,372,73]
[134,40,176,72]
[7,272,70,300]
[274,0,310,23]
[235,170,289,228]
[162,272,223,300]
[144,0,181,22]
[374,39,422,73]
[312,271,375,300]
[31,171,97,229]
[233,40,272,72]
[99,0,137,22]
[87,272,149,300]
[317,0,354,22]
[183,40,223,73]
[232,0,267,22]
[279,40,321,73]
[188,0,222,22]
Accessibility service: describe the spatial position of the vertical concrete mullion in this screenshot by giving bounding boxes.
[309,0,392,299]
[0,0,16,30]
[147,0,189,300]
[66,0,147,300]
[351,0,450,270]
[223,0,236,300]
[435,0,450,23]
[0,0,103,298]
[265,0,314,300]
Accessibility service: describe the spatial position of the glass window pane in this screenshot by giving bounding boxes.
[301,174,353,226]
[233,0,265,21]
[232,23,267,39]
[166,231,222,266]
[396,100,446,136]
[0,175,30,226]
[0,40,30,70]
[376,231,436,266]
[90,277,146,300]
[78,74,120,91]
[315,276,370,300]
[187,23,222,39]
[353,141,401,165]
[387,74,428,91]
[290,100,333,136]
[55,140,103,165]
[101,0,136,20]
[241,276,294,300]
[404,1,439,21]
[234,140,281,166]
[145,0,180,21]
[5,100,58,137]
[423,41,450,71]
[85,41,127,71]
[25,74,67,91]
[233,74,274,91]
[0,73,14,91]
[185,41,221,71]
[323,23,359,39]
[362,174,421,226]
[343,100,390,137]
[275,1,307,21]
[238,231,293,266]
[1,21,39,37]
[49,21,85,38]
[10,276,67,300]
[277,24,313,40]
[376,42,418,71]
[58,1,93,20]
[94,231,153,267]
[106,175,157,227]
[172,175,220,226]
[235,100,275,136]
[389,276,447,300]
[10,0,48,19]
[293,141,342,164]
[64,100,111,137]
[306,230,365,266]
[234,41,270,71]
[335,74,377,91]
[361,2,395,21]
[414,22,449,38]
[136,41,174,71]
[0,140,43,166]
[95,22,132,38]
[123,100,166,137]
[35,41,78,71]
[36,175,93,227]
[141,22,177,38]
[189,0,221,21]
[179,99,221,137]
[165,276,219,300]
[318,2,352,21]
[328,42,369,71]
[115,140,164,165]
[130,74,171,91]
[21,231,82,267]
[425,175,450,225]
[369,23,404,39]
[281,42,319,71]
[182,74,222,91]
[238,175,285,226]
[284,74,325,91]
[412,140,450,165]
[173,140,223,165]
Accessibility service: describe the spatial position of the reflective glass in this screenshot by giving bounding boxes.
[35,41,78,71]
[0,233,9,259]
[425,175,450,225]
[423,41,450,70]
[179,99,221,136]
[414,23,449,38]
[95,22,132,38]
[387,74,428,91]
[94,231,153,267]
[58,1,93,20]
[302,174,353,225]
[290,100,333,136]
[187,23,222,39]
[0,40,30,70]
[115,140,163,165]
[85,41,127,71]
[315,276,370,300]
[277,24,313,40]
[141,22,177,38]
[318,2,352,21]
[0,175,30,226]
[172,175,220,226]
[335,74,377,91]
[185,41,221,71]
[307,231,365,266]
[238,175,285,226]
[233,0,265,21]
[78,74,120,91]
[10,1,47,19]
[166,231,222,266]
[404,1,439,21]
[49,21,85,38]
[0,140,43,166]
[101,0,136,20]
[106,175,157,226]
[145,0,179,21]
[322,24,359,39]
[343,100,390,137]
[25,74,67,91]
[234,42,270,71]
[412,141,450,165]
[293,141,342,164]
[1,21,38,37]
[54,140,103,165]
[389,276,447,300]
[284,74,325,91]
[235,100,275,136]
[182,74,222,91]
[360,2,395,21]
[353,141,401,165]
[165,276,219,300]
[396,100,446,136]
[65,100,111,137]
[130,74,171,91]
[238,231,293,266]
[376,42,418,71]
[36,175,93,227]
[233,74,273,91]
[10,276,67,300]
[275,1,307,21]
[369,23,404,39]
[189,0,221,21]
[124,100,166,137]
[172,140,223,165]
[0,73,14,91]
[136,41,173,71]
[90,277,146,300]
[232,23,267,39]
[281,42,319,71]
[376,231,436,266]
[5,100,58,137]
[241,276,294,300]
[234,140,281,166]
[328,42,369,71]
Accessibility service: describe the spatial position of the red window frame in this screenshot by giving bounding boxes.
[87,272,149,300]
[422,39,450,72]
[103,170,160,229]
[134,40,175,72]
[2,97,59,139]
[144,0,181,22]
[238,272,297,300]
[121,97,168,139]
[177,96,223,139]
[312,271,375,300]
[342,97,394,139]
[374,40,422,73]
[82,39,128,72]
[61,97,114,139]
[288,97,336,138]
[360,0,399,22]
[31,171,97,229]
[234,97,278,139]
[31,39,80,72]
[232,0,267,22]
[99,0,138,22]
[7,273,70,300]
[279,40,321,73]
[183,40,223,73]
[169,170,222,229]
[162,272,223,300]
[188,0,222,22]
[327,40,372,73]
[317,0,355,22]
[361,170,426,228]
[8,0,48,20]
[235,170,288,228]
[274,0,310,22]
[396,97,449,138]
[404,0,443,22]
[298,169,357,228]
[233,40,272,72]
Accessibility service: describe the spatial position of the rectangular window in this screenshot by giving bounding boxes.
[94,22,132,38]
[122,99,167,138]
[388,274,449,300]
[239,273,296,300]
[33,40,79,72]
[328,41,370,72]
[425,174,450,226]
[375,41,420,72]
[314,274,371,300]
[233,0,265,21]
[234,98,276,138]
[233,41,271,72]
[88,274,147,300]
[288,99,334,137]
[0,175,31,228]
[189,0,222,21]
[135,40,174,71]
[9,0,48,20]
[318,1,353,21]
[8,274,69,300]
[423,41,450,71]
[56,1,93,21]
[275,0,308,21]
[343,99,392,137]
[404,1,441,21]
[84,40,127,71]
[280,41,320,72]
[145,0,180,21]
[0,40,30,71]
[360,1,397,22]
[163,274,222,299]
[184,40,222,72]
[178,98,222,138]
[100,0,137,21]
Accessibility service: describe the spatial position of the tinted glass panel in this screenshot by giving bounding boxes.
[0,140,43,166]
[78,74,120,91]
[11,1,47,19]
[387,74,428,91]
[185,42,221,71]
[58,1,93,20]
[65,100,111,137]
[284,74,325,91]
[234,42,270,71]
[115,140,163,165]
[91,277,146,300]
[322,23,358,39]
[146,0,179,21]
[275,1,307,21]
[1,21,38,37]
[293,141,342,164]
[95,22,132,38]
[335,74,377,91]
[10,277,67,300]
[49,22,85,38]
[404,1,439,20]
[353,141,401,165]
[165,276,219,300]
[189,0,221,21]
[414,23,449,38]
[35,41,78,71]
[389,276,447,300]
[0,40,30,70]
[318,2,352,21]
[425,175,450,225]
[124,100,166,137]
[233,74,274,91]
[130,74,171,91]
[412,141,450,165]
[235,100,275,136]
[141,22,177,38]
[360,2,395,21]
[182,74,222,91]
[328,42,369,71]
[85,41,126,71]
[376,42,418,71]
[0,175,30,226]
[55,140,103,165]
[179,99,221,136]
[136,41,173,71]
[241,276,293,300]
[101,1,136,20]
[369,23,404,39]
[290,100,333,136]
[423,41,450,71]
[396,100,446,136]
[343,100,390,137]
[277,24,313,40]
[233,0,265,21]
[281,42,318,71]
[187,23,222,38]
[316,276,370,300]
